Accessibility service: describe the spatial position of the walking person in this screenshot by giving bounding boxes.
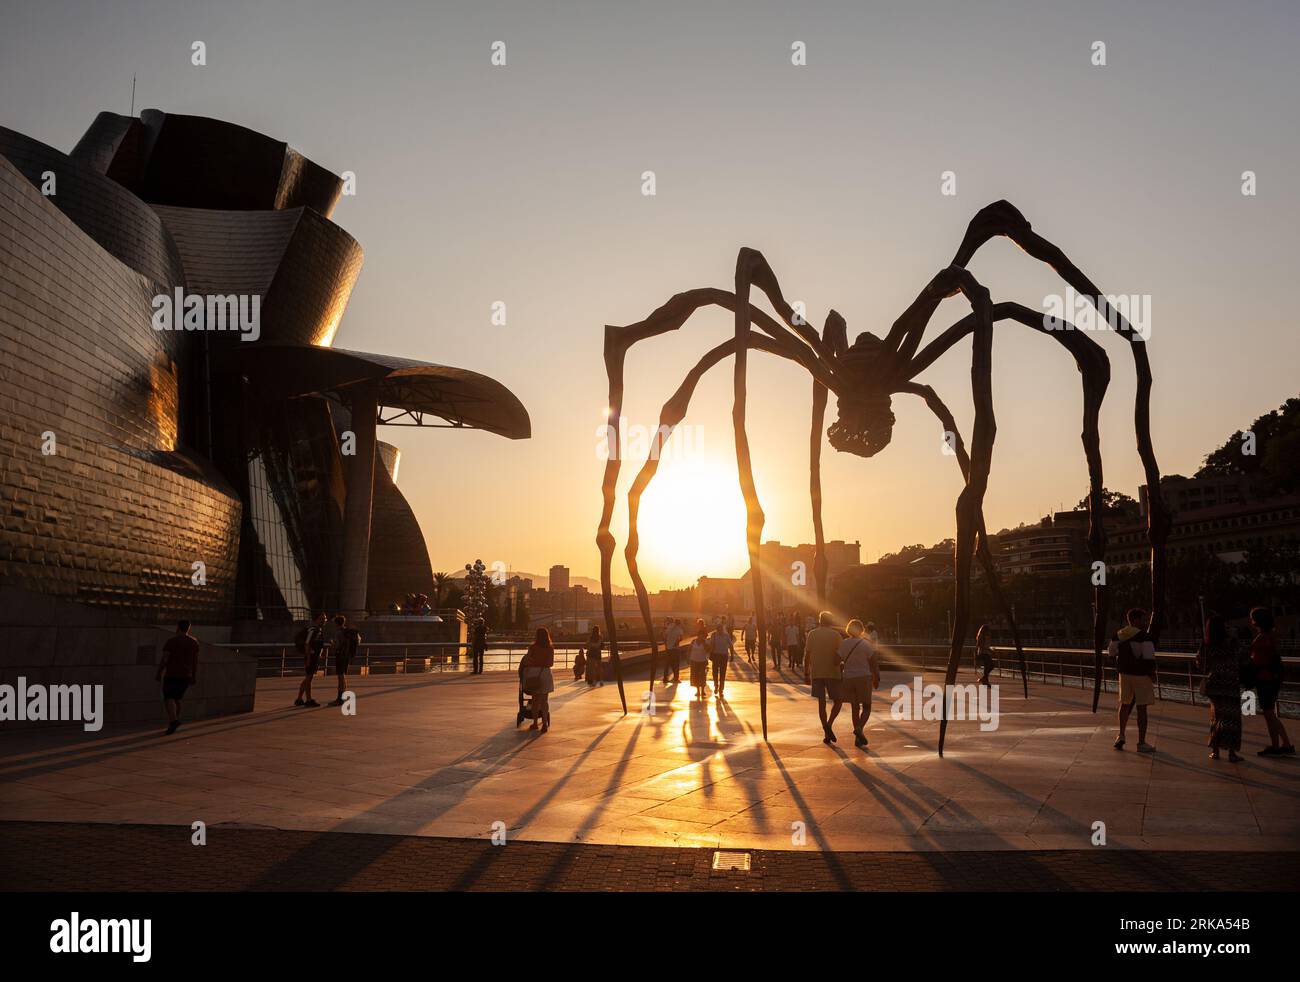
[1198,614,1243,762]
[974,623,994,686]
[295,611,327,708]
[663,617,683,684]
[709,623,736,697]
[584,625,604,687]
[785,618,802,671]
[838,619,879,748]
[743,616,757,663]
[156,620,200,735]
[1111,607,1157,752]
[770,616,784,671]
[1249,607,1294,756]
[328,614,361,707]
[520,628,556,732]
[805,611,845,744]
[688,620,711,700]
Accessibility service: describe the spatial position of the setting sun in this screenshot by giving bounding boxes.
[634,455,750,587]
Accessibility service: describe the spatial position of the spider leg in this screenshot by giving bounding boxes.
[810,311,845,611]
[907,302,1112,709]
[952,201,1168,647]
[731,247,813,739]
[901,382,1029,698]
[623,335,801,696]
[600,291,834,715]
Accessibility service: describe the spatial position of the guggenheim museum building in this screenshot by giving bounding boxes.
[0,110,529,718]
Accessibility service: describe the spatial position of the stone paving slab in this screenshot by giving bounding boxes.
[1,662,1297,853]
[3,821,1297,892]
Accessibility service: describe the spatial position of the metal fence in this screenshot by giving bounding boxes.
[877,643,1298,716]
[221,641,593,678]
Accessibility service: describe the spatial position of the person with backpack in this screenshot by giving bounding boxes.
[1249,606,1294,757]
[328,614,361,708]
[1110,607,1157,752]
[295,611,328,708]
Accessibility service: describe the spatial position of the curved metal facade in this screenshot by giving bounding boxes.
[0,108,527,626]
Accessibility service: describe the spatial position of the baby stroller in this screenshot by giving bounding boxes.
[516,665,546,727]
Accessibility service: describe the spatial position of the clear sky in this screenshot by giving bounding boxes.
[4,0,1297,592]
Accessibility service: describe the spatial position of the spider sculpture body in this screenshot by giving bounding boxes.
[596,201,1170,754]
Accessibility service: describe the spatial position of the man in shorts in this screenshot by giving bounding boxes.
[328,614,361,707]
[156,620,200,735]
[296,611,327,708]
[804,611,845,744]
[1111,607,1157,752]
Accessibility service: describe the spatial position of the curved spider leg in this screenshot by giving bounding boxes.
[951,201,1169,647]
[623,334,801,696]
[907,302,1112,710]
[811,311,847,607]
[912,268,996,758]
[900,382,1029,698]
[600,290,835,714]
[732,247,816,740]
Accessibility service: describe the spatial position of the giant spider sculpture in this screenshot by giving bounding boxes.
[595,201,1170,754]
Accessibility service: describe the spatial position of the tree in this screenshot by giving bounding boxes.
[1074,487,1141,520]
[1197,396,1300,493]
[432,571,451,608]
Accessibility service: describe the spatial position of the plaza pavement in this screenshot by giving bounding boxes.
[1,660,1297,855]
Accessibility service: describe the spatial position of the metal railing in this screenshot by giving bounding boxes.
[874,643,1298,716]
[219,641,593,678]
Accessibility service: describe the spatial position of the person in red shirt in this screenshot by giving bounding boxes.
[156,620,200,735]
[1249,607,1294,757]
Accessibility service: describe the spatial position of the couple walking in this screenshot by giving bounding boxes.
[686,619,736,699]
[805,612,880,748]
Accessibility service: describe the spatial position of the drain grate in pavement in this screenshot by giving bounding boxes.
[712,850,752,871]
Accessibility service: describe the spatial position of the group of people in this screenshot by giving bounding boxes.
[293,611,362,709]
[1110,604,1293,761]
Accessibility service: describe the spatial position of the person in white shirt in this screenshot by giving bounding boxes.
[688,619,711,700]
[838,619,879,748]
[662,618,684,685]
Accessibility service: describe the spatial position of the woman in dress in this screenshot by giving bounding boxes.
[1198,614,1242,762]
[688,619,711,700]
[520,628,556,732]
[584,625,604,687]
[974,623,994,686]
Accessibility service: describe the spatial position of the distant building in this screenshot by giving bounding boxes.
[997,514,1089,576]
[741,538,862,611]
[549,565,570,593]
[697,576,744,615]
[1110,493,1300,569]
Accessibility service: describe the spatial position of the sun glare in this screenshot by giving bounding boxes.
[635,455,750,587]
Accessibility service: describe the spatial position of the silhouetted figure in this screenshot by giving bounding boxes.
[839,619,878,748]
[520,628,555,732]
[688,619,710,700]
[709,625,736,697]
[1198,614,1242,762]
[974,623,994,686]
[585,626,604,687]
[329,614,360,707]
[471,621,487,674]
[157,620,199,735]
[1250,607,1293,756]
[1111,608,1156,752]
[296,611,327,708]
[743,616,757,662]
[663,617,683,685]
[805,611,844,744]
